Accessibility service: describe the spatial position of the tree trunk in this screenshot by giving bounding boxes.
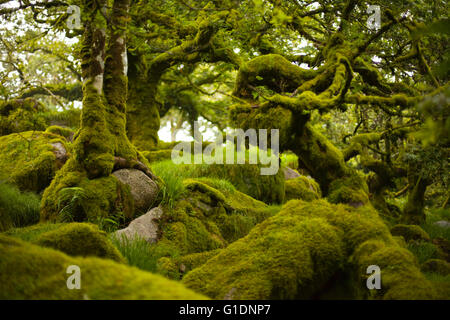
[41,0,155,223]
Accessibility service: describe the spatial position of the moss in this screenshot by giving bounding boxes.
[140,178,278,276]
[157,249,222,280]
[327,174,370,207]
[284,175,321,202]
[40,159,134,229]
[34,223,125,263]
[391,224,431,242]
[141,149,173,162]
[45,125,74,141]
[182,200,435,299]
[421,259,450,276]
[5,222,124,262]
[4,223,63,241]
[0,98,48,136]
[0,131,70,192]
[229,104,294,151]
[351,240,436,299]
[0,234,206,299]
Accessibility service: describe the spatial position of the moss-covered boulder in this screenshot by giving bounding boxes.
[0,99,48,136]
[35,223,125,262]
[133,178,280,279]
[0,234,206,299]
[284,175,321,202]
[0,131,70,193]
[141,149,173,163]
[112,169,159,214]
[4,222,124,262]
[391,224,431,242]
[152,159,285,204]
[421,259,450,276]
[182,200,435,300]
[45,125,74,141]
[327,175,370,207]
[40,159,135,227]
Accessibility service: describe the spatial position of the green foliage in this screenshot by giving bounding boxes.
[407,241,441,264]
[0,183,40,232]
[390,224,431,242]
[110,234,161,273]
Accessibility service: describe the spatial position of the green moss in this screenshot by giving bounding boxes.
[141,149,173,162]
[327,174,370,207]
[0,234,207,299]
[152,157,285,205]
[45,125,74,140]
[391,224,431,242]
[0,99,48,136]
[182,200,435,299]
[4,223,63,241]
[0,131,70,192]
[0,183,41,232]
[137,178,278,276]
[157,249,222,280]
[33,223,125,262]
[40,159,134,229]
[421,259,450,276]
[351,240,435,299]
[284,175,321,202]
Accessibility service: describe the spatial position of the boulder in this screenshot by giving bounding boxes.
[0,234,206,299]
[283,166,300,180]
[112,169,159,213]
[433,220,450,229]
[421,259,450,275]
[0,131,69,192]
[390,224,431,242]
[114,206,163,243]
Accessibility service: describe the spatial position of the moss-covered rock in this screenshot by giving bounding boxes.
[421,259,450,276]
[34,223,125,262]
[141,149,173,163]
[0,99,48,136]
[0,131,70,192]
[157,249,222,280]
[327,175,370,207]
[4,222,124,262]
[40,164,135,232]
[391,224,431,242]
[45,125,74,141]
[153,159,285,204]
[0,234,206,299]
[284,175,321,202]
[136,178,279,278]
[182,200,435,299]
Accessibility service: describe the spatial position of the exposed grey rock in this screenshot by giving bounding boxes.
[283,167,300,180]
[434,220,450,228]
[114,206,163,243]
[112,168,158,212]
